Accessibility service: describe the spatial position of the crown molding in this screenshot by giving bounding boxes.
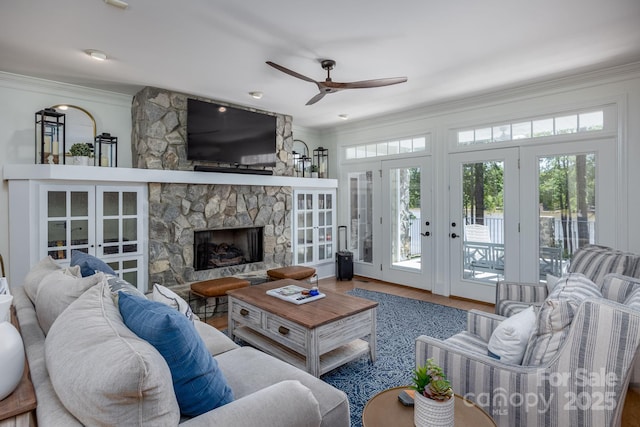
[0,71,132,106]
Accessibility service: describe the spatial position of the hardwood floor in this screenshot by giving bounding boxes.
[207,275,639,425]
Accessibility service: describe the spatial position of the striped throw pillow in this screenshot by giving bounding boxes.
[523,273,602,366]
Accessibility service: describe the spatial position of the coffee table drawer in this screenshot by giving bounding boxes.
[230,300,262,328]
[264,313,307,353]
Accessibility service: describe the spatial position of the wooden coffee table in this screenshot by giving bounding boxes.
[227,279,377,377]
[362,386,497,427]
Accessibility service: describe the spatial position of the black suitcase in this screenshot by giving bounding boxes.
[336,225,354,281]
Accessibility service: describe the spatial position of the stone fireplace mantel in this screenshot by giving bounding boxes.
[3,164,338,188]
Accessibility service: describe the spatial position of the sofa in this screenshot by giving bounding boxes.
[12,257,350,427]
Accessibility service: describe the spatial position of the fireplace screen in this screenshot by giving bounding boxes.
[194,227,264,271]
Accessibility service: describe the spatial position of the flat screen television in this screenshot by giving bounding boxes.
[187,98,277,167]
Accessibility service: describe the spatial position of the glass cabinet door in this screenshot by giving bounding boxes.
[294,189,336,266]
[97,188,143,258]
[41,186,95,262]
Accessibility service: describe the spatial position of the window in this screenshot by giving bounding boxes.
[457,110,604,146]
[344,136,427,160]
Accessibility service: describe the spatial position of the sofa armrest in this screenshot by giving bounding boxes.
[193,320,239,356]
[180,380,322,427]
[466,310,505,342]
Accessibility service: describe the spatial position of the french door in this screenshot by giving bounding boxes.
[449,148,520,303]
[449,140,617,303]
[381,156,433,289]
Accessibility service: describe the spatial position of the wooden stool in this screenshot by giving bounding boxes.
[267,266,317,284]
[189,277,250,321]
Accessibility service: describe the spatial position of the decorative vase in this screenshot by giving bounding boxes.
[72,156,90,166]
[0,321,25,400]
[414,391,455,427]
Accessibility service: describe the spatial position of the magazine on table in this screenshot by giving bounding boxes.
[266,284,326,305]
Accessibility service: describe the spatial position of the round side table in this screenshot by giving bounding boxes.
[362,386,497,427]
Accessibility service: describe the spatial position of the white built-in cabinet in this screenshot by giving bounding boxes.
[40,184,147,291]
[8,180,148,292]
[293,189,336,269]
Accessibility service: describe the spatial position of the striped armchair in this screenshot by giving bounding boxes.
[416,288,640,426]
[496,244,640,317]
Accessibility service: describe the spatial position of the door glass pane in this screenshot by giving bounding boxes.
[123,218,137,243]
[349,171,374,263]
[103,218,119,243]
[123,192,137,215]
[538,153,596,280]
[103,192,119,216]
[462,161,505,283]
[70,219,89,246]
[390,166,421,270]
[48,192,66,217]
[70,192,88,217]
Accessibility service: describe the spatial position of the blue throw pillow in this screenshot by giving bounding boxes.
[118,292,234,416]
[70,250,116,277]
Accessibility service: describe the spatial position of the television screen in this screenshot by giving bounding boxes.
[187,98,277,166]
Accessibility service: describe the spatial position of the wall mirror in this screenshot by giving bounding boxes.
[292,139,309,157]
[50,104,96,151]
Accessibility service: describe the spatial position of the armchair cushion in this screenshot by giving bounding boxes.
[568,244,628,285]
[118,292,234,417]
[487,305,537,364]
[523,273,601,365]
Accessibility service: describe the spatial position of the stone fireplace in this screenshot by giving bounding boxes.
[194,226,264,270]
[131,86,295,288]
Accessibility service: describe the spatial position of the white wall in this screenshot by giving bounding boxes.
[320,62,640,293]
[0,72,132,277]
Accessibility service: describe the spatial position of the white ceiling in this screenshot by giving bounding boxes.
[2,0,640,129]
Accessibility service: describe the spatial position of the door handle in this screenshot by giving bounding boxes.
[421,231,431,237]
[450,233,460,239]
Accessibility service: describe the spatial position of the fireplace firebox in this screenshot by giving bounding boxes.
[194,227,264,271]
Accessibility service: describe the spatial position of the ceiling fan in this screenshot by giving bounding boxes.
[266,59,407,105]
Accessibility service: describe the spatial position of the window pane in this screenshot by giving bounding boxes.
[356,145,366,158]
[475,128,491,143]
[399,139,412,153]
[532,118,554,138]
[458,130,474,145]
[366,144,377,157]
[388,140,399,154]
[376,142,388,156]
[579,111,603,131]
[512,122,531,139]
[345,147,356,159]
[492,125,511,142]
[555,115,577,135]
[413,137,426,151]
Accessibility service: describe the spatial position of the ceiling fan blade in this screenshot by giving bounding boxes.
[324,76,408,90]
[266,61,317,84]
[306,92,327,105]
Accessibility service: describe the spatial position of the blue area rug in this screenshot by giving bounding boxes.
[320,288,467,427]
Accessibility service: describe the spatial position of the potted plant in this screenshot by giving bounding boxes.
[69,143,93,166]
[310,164,319,178]
[411,358,454,427]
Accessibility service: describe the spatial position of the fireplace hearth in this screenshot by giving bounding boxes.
[194,227,264,271]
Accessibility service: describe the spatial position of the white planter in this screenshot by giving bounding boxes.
[0,321,25,400]
[414,391,455,427]
[72,156,91,166]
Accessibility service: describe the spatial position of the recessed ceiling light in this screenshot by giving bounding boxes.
[86,50,107,61]
[338,114,349,120]
[249,91,263,99]
[104,0,129,9]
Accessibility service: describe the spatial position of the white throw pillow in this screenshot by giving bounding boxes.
[152,283,196,323]
[488,305,537,364]
[546,274,560,294]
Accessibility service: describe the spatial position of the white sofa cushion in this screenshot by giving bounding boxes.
[35,270,104,334]
[23,256,62,302]
[45,280,180,426]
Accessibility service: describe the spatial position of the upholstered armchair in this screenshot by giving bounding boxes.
[496,244,640,317]
[416,275,640,427]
